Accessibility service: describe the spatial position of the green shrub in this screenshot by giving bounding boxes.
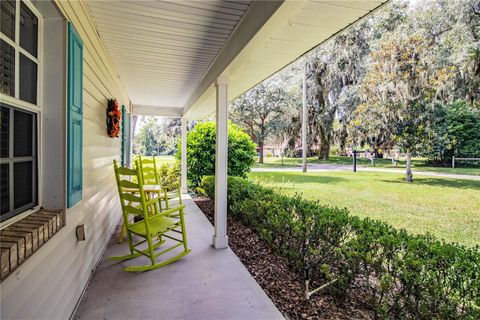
[200,176,480,319]
[177,121,256,186]
[422,100,480,163]
[158,161,180,191]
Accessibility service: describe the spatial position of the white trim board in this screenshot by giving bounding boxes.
[133,104,183,117]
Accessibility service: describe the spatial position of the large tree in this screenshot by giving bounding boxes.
[353,34,456,181]
[409,0,480,103]
[133,117,190,156]
[305,20,372,159]
[230,78,291,163]
[349,0,480,180]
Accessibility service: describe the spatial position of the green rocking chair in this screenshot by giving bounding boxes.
[138,155,183,211]
[110,160,191,272]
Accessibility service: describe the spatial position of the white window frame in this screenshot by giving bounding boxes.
[0,0,43,228]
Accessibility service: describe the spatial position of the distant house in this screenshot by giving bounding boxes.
[260,143,288,157]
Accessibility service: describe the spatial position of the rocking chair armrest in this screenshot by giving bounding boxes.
[159,204,186,217]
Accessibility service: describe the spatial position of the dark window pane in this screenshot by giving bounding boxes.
[14,109,33,157]
[0,106,9,157]
[13,161,33,209]
[0,163,9,215]
[20,1,38,57]
[1,40,15,97]
[1,0,15,41]
[20,54,37,104]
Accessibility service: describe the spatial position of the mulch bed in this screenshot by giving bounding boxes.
[194,197,373,320]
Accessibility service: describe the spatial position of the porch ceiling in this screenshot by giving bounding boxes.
[86,0,387,118]
[86,0,252,109]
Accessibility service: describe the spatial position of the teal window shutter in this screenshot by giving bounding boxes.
[67,23,83,208]
[121,105,131,167]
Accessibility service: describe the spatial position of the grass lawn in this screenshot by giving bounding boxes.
[249,171,480,247]
[133,155,176,166]
[155,155,175,166]
[254,156,480,176]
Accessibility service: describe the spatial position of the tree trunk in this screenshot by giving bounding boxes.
[318,144,330,160]
[405,151,413,182]
[258,140,264,164]
[318,130,330,160]
[318,131,330,160]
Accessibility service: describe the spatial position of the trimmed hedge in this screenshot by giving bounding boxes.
[200,176,480,319]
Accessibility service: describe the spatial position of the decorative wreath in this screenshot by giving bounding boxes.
[106,99,122,138]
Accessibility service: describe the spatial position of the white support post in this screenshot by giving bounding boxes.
[181,117,188,194]
[302,62,308,173]
[213,76,229,249]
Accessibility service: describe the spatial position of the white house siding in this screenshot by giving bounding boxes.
[0,1,130,319]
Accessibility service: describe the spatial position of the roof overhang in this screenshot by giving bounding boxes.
[183,0,387,119]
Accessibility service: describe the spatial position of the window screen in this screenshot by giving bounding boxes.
[0,0,39,104]
[0,104,37,222]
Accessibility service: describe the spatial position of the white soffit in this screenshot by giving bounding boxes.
[184,0,387,119]
[86,0,252,109]
[133,104,183,117]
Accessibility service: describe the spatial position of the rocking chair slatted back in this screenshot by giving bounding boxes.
[137,155,182,211]
[138,155,159,185]
[118,179,139,189]
[113,159,152,223]
[116,166,137,176]
[122,192,142,203]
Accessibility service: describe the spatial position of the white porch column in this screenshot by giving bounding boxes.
[213,76,229,249]
[181,117,188,194]
[302,62,308,173]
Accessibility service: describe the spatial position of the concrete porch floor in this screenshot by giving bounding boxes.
[74,197,283,320]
